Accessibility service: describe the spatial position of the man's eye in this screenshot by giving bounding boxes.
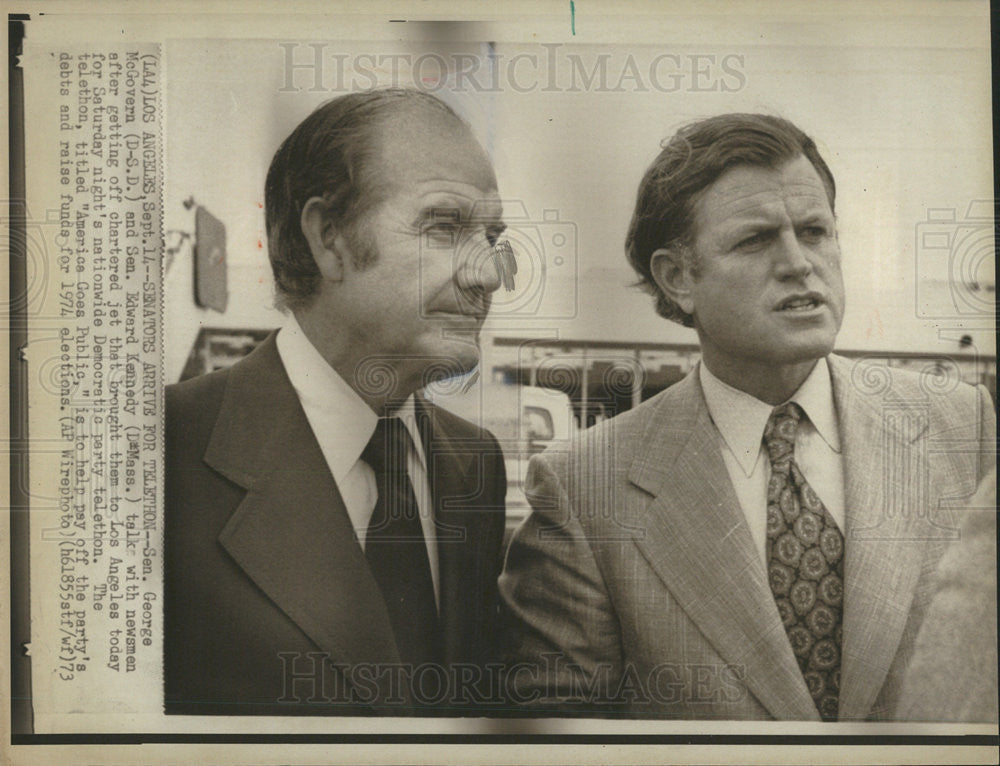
[485,223,508,248]
[426,223,457,235]
[736,232,769,250]
[423,222,459,246]
[800,226,829,241]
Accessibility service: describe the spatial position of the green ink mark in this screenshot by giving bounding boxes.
[571,1,576,35]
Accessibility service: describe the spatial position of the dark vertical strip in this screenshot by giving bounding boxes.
[8,13,34,736]
[993,2,999,331]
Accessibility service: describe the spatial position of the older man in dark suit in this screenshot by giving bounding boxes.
[165,89,509,716]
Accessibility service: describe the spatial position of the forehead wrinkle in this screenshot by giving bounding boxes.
[701,179,831,224]
[699,154,829,205]
[370,107,498,198]
[415,185,499,208]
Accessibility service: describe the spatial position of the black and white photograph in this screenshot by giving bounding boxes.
[6,1,997,764]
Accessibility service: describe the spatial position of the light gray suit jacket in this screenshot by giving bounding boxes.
[499,355,995,720]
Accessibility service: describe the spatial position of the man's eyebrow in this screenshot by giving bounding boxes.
[410,202,467,229]
[719,214,779,232]
[412,196,504,228]
[796,210,835,223]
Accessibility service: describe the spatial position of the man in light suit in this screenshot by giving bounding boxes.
[165,90,509,715]
[499,113,995,721]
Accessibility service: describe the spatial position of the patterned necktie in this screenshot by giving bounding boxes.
[362,417,441,668]
[763,402,844,722]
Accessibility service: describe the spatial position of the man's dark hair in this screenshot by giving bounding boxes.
[624,113,836,327]
[264,88,461,310]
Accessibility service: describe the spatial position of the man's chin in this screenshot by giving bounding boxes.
[420,343,481,384]
[772,339,837,369]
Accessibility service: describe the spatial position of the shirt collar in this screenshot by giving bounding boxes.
[275,313,426,486]
[699,357,840,476]
[790,357,840,454]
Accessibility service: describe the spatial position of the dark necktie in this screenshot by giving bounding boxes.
[763,402,844,722]
[362,416,441,668]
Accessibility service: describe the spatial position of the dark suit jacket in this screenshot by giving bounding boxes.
[164,333,506,716]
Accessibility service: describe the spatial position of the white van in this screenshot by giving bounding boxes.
[425,378,577,529]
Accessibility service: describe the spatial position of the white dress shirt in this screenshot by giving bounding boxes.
[275,314,439,607]
[699,358,845,568]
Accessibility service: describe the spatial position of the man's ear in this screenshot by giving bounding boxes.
[301,196,345,282]
[650,247,695,316]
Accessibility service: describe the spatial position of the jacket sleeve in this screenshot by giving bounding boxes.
[498,450,624,713]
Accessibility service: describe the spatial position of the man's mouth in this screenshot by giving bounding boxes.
[427,287,491,321]
[775,293,825,312]
[428,307,487,321]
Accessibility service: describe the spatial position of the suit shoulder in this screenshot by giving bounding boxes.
[830,354,995,457]
[835,355,987,413]
[166,366,230,424]
[580,381,684,446]
[426,400,502,447]
[535,383,680,474]
[164,366,235,457]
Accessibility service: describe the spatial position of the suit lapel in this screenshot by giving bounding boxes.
[628,370,821,720]
[415,398,479,663]
[829,355,925,721]
[203,334,405,698]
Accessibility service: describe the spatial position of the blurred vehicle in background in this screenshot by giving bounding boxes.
[425,378,577,533]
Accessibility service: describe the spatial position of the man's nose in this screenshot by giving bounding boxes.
[455,235,503,294]
[773,231,814,280]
